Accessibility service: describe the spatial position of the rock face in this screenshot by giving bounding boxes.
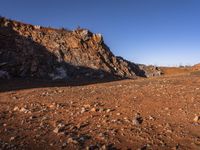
[138,65,162,77]
[0,17,158,80]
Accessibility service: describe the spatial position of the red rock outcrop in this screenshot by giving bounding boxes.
[0,17,158,80]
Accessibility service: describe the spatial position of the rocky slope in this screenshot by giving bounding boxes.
[0,17,160,80]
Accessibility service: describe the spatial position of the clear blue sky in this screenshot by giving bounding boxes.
[1,0,200,66]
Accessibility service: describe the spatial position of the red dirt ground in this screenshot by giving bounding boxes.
[0,71,200,149]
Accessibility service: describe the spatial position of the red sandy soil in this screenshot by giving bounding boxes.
[160,65,200,76]
[160,67,192,76]
[0,71,200,149]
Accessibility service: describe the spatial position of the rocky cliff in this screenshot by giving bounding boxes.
[0,17,160,80]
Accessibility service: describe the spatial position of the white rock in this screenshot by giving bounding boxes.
[13,106,19,111]
[194,116,200,122]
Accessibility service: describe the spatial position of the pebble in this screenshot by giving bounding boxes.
[53,127,61,134]
[166,129,173,133]
[133,113,143,125]
[49,103,56,108]
[149,116,155,120]
[106,109,111,113]
[101,145,107,149]
[58,90,64,93]
[193,115,200,122]
[81,107,86,113]
[29,116,36,120]
[91,108,97,112]
[117,113,121,116]
[83,104,91,108]
[62,142,67,148]
[67,137,78,144]
[10,137,15,141]
[13,106,19,111]
[86,145,99,150]
[20,107,29,113]
[164,107,169,110]
[99,108,104,112]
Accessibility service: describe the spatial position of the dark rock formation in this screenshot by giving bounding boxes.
[0,17,160,80]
